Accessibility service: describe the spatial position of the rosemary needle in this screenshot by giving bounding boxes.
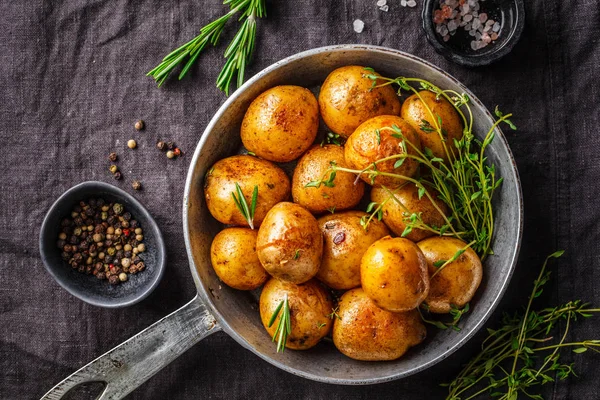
[268,294,291,353]
[231,183,258,229]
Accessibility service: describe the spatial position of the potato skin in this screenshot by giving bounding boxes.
[344,115,421,188]
[241,85,319,162]
[371,184,449,242]
[316,211,389,290]
[260,278,333,350]
[292,145,365,214]
[361,236,430,312]
[204,155,290,227]
[210,228,268,290]
[319,66,401,138]
[417,237,483,313]
[256,202,323,284]
[333,288,426,361]
[401,90,463,162]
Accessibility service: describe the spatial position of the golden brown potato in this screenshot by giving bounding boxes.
[204,155,290,228]
[361,236,429,312]
[241,85,319,162]
[401,90,463,162]
[333,288,426,361]
[210,228,268,290]
[317,211,389,290]
[371,184,449,242]
[260,278,333,350]
[417,237,482,313]
[319,66,401,138]
[344,115,422,188]
[256,202,323,284]
[292,145,365,214]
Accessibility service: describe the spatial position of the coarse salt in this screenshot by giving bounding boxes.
[377,0,387,6]
[353,19,365,33]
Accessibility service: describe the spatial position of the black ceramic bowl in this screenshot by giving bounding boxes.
[39,181,166,308]
[422,0,525,67]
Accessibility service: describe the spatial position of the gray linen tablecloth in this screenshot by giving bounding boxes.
[1,1,599,399]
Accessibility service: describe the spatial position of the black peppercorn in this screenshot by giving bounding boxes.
[122,212,131,221]
[129,220,138,228]
[114,171,122,180]
[108,275,119,285]
[69,236,79,244]
[97,198,105,207]
[57,240,66,249]
[166,141,175,150]
[108,152,118,162]
[89,198,97,208]
[61,252,70,260]
[96,272,106,280]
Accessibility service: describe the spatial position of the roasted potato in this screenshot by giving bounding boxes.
[401,90,463,162]
[204,155,290,227]
[333,288,426,361]
[361,236,429,312]
[292,145,365,214]
[317,211,389,290]
[344,115,422,188]
[260,278,333,350]
[241,85,319,162]
[256,202,323,284]
[319,66,401,138]
[210,228,268,290]
[417,237,482,313]
[371,184,449,242]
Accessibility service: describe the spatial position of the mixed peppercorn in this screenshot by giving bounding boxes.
[57,198,147,285]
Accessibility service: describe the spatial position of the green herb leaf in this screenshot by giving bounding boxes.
[231,183,258,229]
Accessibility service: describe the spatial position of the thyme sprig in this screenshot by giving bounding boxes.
[445,251,600,400]
[268,294,291,353]
[231,183,258,229]
[147,0,266,94]
[307,73,516,260]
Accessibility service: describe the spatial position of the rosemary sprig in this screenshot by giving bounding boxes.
[231,183,258,229]
[268,294,291,353]
[444,251,600,400]
[147,0,266,94]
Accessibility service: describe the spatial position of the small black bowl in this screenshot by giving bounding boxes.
[39,181,166,308]
[422,0,525,67]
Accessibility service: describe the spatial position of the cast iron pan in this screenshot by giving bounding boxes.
[42,45,522,399]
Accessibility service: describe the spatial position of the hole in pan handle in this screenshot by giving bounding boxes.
[40,295,221,400]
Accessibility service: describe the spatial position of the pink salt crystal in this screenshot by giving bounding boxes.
[443,34,450,42]
[479,13,488,23]
[490,32,499,40]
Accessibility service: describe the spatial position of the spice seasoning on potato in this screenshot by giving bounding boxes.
[210,227,268,290]
[292,145,364,214]
[344,115,422,188]
[371,184,449,242]
[318,66,401,138]
[401,90,463,162]
[204,155,291,228]
[417,237,482,313]
[241,85,319,162]
[333,288,426,361]
[317,211,389,290]
[360,236,429,312]
[260,278,333,350]
[256,202,322,284]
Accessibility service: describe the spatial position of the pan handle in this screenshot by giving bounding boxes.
[40,294,221,400]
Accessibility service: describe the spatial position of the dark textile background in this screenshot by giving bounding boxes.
[1,1,599,399]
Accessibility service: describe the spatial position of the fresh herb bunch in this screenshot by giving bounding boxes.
[268,294,292,353]
[307,71,516,261]
[445,251,600,400]
[147,0,266,94]
[231,183,258,229]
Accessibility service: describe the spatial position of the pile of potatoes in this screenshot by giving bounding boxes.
[204,66,483,361]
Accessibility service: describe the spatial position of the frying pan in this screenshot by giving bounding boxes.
[42,45,523,399]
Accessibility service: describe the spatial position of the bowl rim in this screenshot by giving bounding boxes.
[39,180,167,308]
[183,44,523,384]
[421,0,526,67]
